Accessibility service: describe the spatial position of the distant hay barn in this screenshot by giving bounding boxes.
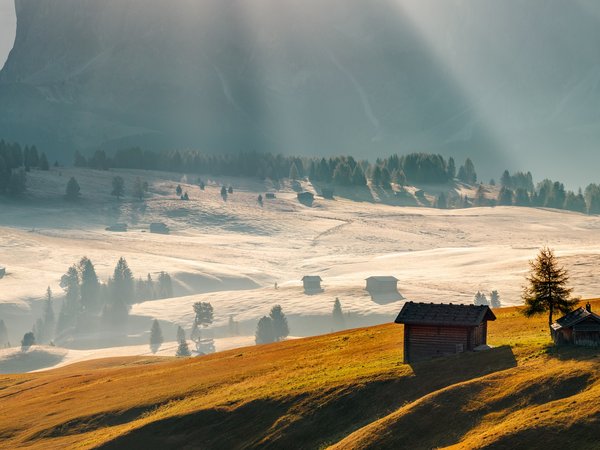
[302,276,323,294]
[105,223,128,232]
[321,188,334,200]
[265,193,276,199]
[366,276,399,294]
[297,191,314,206]
[552,303,600,347]
[150,223,170,234]
[395,302,496,363]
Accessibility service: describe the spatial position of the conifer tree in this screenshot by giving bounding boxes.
[157,272,173,299]
[255,316,275,344]
[149,319,163,353]
[39,152,50,171]
[21,331,35,351]
[57,265,80,334]
[289,162,299,180]
[79,257,100,313]
[176,184,182,196]
[42,287,55,343]
[332,298,345,331]
[175,326,191,357]
[0,319,8,347]
[490,290,501,309]
[133,177,145,201]
[269,305,289,342]
[65,177,80,200]
[522,247,579,334]
[111,176,125,199]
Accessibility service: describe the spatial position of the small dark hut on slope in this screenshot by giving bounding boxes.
[551,303,600,347]
[395,302,496,363]
[302,276,323,294]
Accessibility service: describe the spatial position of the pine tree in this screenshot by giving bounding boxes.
[111,176,125,199]
[289,162,299,180]
[474,291,489,306]
[39,152,50,171]
[133,177,145,201]
[435,192,448,209]
[176,184,182,196]
[56,265,80,334]
[228,315,239,336]
[522,247,579,334]
[255,316,275,344]
[332,298,345,331]
[0,319,8,347]
[65,177,80,200]
[149,319,163,353]
[269,305,289,342]
[498,186,514,206]
[447,157,456,179]
[42,287,55,343]
[21,331,35,351]
[79,257,99,313]
[104,257,133,326]
[157,272,173,299]
[175,326,191,357]
[490,290,501,309]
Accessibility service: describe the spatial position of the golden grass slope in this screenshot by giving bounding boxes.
[0,301,599,449]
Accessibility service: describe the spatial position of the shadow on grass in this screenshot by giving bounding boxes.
[97,347,517,450]
[543,343,600,361]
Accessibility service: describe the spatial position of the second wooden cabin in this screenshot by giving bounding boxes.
[395,302,496,363]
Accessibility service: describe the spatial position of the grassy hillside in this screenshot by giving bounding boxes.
[1,301,599,449]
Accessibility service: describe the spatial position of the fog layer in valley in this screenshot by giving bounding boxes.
[2,168,600,371]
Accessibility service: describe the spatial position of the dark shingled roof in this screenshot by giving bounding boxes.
[302,276,322,282]
[366,276,399,282]
[395,302,496,327]
[551,307,600,331]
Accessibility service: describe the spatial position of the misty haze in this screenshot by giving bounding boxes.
[1,1,600,449]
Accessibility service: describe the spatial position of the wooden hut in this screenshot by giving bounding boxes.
[265,193,276,199]
[551,303,600,347]
[302,276,323,294]
[297,192,314,206]
[395,302,496,363]
[150,223,170,234]
[366,276,399,294]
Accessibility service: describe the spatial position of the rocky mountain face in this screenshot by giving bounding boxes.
[1,0,600,183]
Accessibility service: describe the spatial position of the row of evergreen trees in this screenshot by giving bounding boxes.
[0,140,50,196]
[30,257,174,343]
[75,148,478,188]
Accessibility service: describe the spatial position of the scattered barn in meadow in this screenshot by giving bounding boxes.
[302,276,323,294]
[297,191,315,206]
[551,303,600,347]
[395,302,497,363]
[150,222,170,234]
[366,276,399,294]
[0,266,5,279]
[265,193,276,199]
[321,187,335,200]
[105,223,128,232]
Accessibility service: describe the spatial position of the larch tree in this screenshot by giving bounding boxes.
[332,297,346,331]
[111,176,125,199]
[79,257,100,313]
[65,177,81,200]
[522,246,579,334]
[490,290,501,309]
[42,287,56,343]
[0,319,8,347]
[175,326,191,357]
[149,319,163,353]
[269,305,289,342]
[255,316,275,344]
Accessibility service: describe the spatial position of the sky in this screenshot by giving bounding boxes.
[0,0,16,69]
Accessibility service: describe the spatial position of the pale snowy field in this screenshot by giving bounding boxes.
[2,167,600,371]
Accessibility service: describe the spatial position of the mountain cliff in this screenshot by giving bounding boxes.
[1,0,600,183]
